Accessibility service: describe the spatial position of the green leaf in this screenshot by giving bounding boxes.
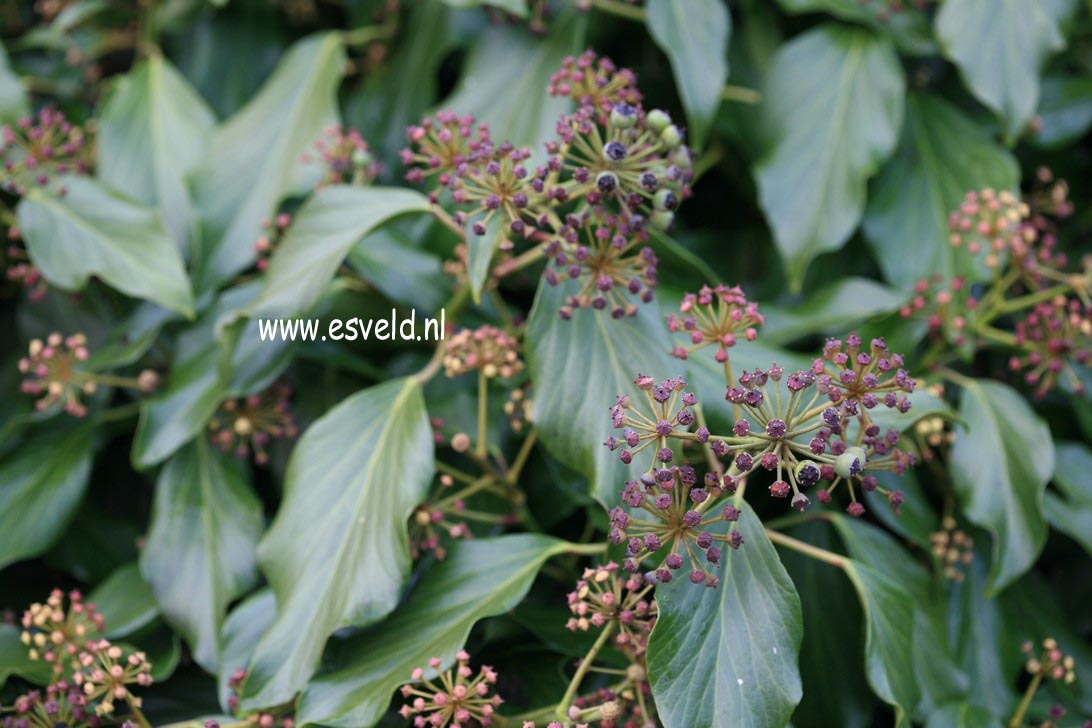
[647,501,803,727]
[345,227,449,311]
[0,624,53,687]
[97,54,216,253]
[89,563,159,639]
[141,440,263,672]
[1031,75,1092,149]
[441,0,528,17]
[0,41,27,124]
[950,379,1052,595]
[935,0,1066,141]
[247,185,430,319]
[645,0,730,149]
[296,535,569,727]
[442,13,583,155]
[525,280,674,506]
[217,589,276,711]
[1044,442,1092,556]
[863,92,1020,289]
[465,211,508,304]
[777,0,935,55]
[926,703,1002,728]
[193,33,345,290]
[0,422,93,570]
[17,176,195,317]
[239,377,434,710]
[754,24,904,291]
[759,277,905,345]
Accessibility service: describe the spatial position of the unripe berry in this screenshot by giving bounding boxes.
[650,210,675,231]
[795,460,821,488]
[611,103,638,129]
[653,188,678,211]
[834,447,867,478]
[603,141,627,162]
[660,125,683,149]
[647,109,672,133]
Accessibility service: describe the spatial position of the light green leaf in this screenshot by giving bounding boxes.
[17,176,195,316]
[88,563,159,639]
[950,379,1052,595]
[647,501,803,728]
[760,277,905,344]
[0,422,93,570]
[217,589,276,711]
[247,185,430,319]
[777,0,935,55]
[1032,74,1092,149]
[525,280,674,506]
[936,0,1066,141]
[98,54,216,253]
[345,227,449,311]
[441,0,528,17]
[296,535,568,727]
[863,92,1020,289]
[0,624,53,687]
[646,0,730,149]
[465,211,508,304]
[239,377,434,710]
[193,33,345,290]
[442,13,583,156]
[926,703,1002,728]
[0,41,27,123]
[1044,442,1092,556]
[141,440,263,672]
[754,24,904,291]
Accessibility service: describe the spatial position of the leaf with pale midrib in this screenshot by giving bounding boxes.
[239,376,434,710]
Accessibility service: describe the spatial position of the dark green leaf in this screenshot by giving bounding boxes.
[777,0,935,55]
[645,0,730,149]
[0,624,53,687]
[217,589,276,711]
[465,211,507,304]
[0,422,93,570]
[647,501,803,728]
[926,703,1002,728]
[1031,75,1092,149]
[863,92,1019,289]
[935,0,1067,141]
[759,277,905,345]
[345,227,449,311]
[1044,442,1092,555]
[17,176,195,316]
[141,440,263,672]
[296,535,569,727]
[246,185,430,319]
[239,376,434,710]
[89,562,159,639]
[950,379,1052,595]
[754,24,904,290]
[441,0,528,17]
[525,280,673,506]
[0,41,26,123]
[193,33,345,289]
[97,54,216,253]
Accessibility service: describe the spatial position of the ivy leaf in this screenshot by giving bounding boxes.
[950,378,1052,595]
[759,277,905,345]
[217,589,276,712]
[17,176,195,317]
[863,92,1019,289]
[0,41,26,123]
[296,535,569,727]
[88,563,159,639]
[754,24,904,291]
[776,0,935,55]
[0,422,93,570]
[97,54,216,253]
[239,376,434,710]
[525,280,673,506]
[935,0,1067,142]
[645,0,730,150]
[193,33,345,290]
[247,185,430,319]
[345,227,449,311]
[1044,442,1092,556]
[646,501,803,728]
[465,211,508,304]
[926,704,1002,728]
[0,624,52,687]
[441,0,528,17]
[1031,75,1092,149]
[141,440,263,672]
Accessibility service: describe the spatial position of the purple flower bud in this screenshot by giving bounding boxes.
[683,510,701,527]
[722,505,740,521]
[766,419,787,438]
[727,530,744,549]
[665,553,683,570]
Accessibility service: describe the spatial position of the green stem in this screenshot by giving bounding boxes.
[766,528,847,569]
[476,371,488,460]
[590,0,645,21]
[557,622,616,718]
[721,84,762,104]
[505,429,538,485]
[566,542,608,556]
[1007,672,1043,728]
[995,283,1070,314]
[97,401,143,423]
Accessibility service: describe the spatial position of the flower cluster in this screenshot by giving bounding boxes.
[2,682,99,728]
[253,213,293,272]
[1020,638,1076,685]
[302,125,380,187]
[408,474,473,561]
[443,325,523,379]
[20,589,105,677]
[402,50,692,319]
[566,563,656,655]
[504,386,533,433]
[3,226,48,302]
[1,108,92,196]
[667,284,763,362]
[208,382,298,464]
[17,333,94,416]
[928,517,974,582]
[72,640,153,717]
[1009,296,1091,396]
[399,652,502,727]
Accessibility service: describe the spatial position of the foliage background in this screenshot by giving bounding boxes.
[1,0,1091,726]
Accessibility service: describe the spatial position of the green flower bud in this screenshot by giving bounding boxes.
[647,109,672,133]
[794,460,821,488]
[834,447,867,478]
[650,210,675,231]
[660,125,683,150]
[611,103,638,129]
[351,149,373,167]
[653,188,678,211]
[669,145,692,169]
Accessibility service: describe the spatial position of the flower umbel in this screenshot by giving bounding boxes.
[20,589,105,677]
[0,108,92,196]
[668,284,764,362]
[399,652,502,727]
[208,382,298,464]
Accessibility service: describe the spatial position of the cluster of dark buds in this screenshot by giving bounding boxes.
[20,589,105,677]
[208,382,298,464]
[399,652,502,727]
[253,213,293,272]
[0,108,92,196]
[443,325,523,380]
[301,125,380,188]
[18,333,158,417]
[1,682,103,728]
[667,284,763,362]
[566,563,656,656]
[3,225,48,302]
[928,516,974,582]
[1009,296,1091,397]
[402,50,692,319]
[222,669,296,727]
